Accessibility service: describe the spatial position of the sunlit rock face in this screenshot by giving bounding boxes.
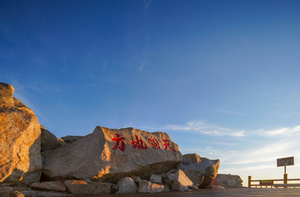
[42,126,182,183]
[179,153,220,189]
[0,82,42,186]
[214,174,243,188]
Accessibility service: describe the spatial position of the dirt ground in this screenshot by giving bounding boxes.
[75,188,300,197]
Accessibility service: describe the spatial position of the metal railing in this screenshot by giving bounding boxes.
[248,176,300,188]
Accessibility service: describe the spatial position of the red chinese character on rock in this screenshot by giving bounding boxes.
[148,138,160,149]
[112,134,125,151]
[131,135,147,149]
[162,139,176,152]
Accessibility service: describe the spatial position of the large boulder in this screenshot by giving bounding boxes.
[41,126,66,152]
[214,174,243,188]
[42,126,182,182]
[0,82,42,186]
[173,169,193,191]
[179,153,220,189]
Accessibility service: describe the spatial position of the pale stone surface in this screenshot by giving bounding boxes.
[64,180,95,195]
[43,126,182,182]
[179,154,220,189]
[138,180,164,193]
[214,174,243,188]
[116,177,137,194]
[173,169,193,191]
[30,181,66,192]
[60,135,84,144]
[150,174,162,184]
[41,126,66,152]
[92,182,113,194]
[181,153,201,165]
[0,83,42,186]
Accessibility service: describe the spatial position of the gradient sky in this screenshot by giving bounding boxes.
[1,0,300,186]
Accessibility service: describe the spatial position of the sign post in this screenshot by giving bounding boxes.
[277,156,294,188]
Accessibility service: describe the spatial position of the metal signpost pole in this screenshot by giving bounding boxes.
[277,156,294,188]
[284,166,288,188]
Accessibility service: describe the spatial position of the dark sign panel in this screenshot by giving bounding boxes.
[277,156,294,167]
[260,180,274,186]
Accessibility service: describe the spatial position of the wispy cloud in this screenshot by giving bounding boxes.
[258,125,300,136]
[139,60,147,71]
[164,120,245,137]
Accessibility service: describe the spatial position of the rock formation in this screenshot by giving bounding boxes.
[0,82,42,186]
[179,153,220,188]
[213,174,243,188]
[41,126,66,152]
[42,126,182,182]
[0,82,225,196]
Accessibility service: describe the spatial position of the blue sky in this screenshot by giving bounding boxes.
[1,0,300,186]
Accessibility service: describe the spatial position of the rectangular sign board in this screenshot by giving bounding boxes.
[277,156,294,167]
[260,180,274,186]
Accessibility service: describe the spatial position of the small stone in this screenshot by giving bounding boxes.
[150,174,162,184]
[64,180,95,195]
[13,190,25,197]
[30,181,66,192]
[138,180,164,193]
[116,177,137,194]
[92,182,113,194]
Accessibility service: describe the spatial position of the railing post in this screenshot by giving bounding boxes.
[248,176,252,188]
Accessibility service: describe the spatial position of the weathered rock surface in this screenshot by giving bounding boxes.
[61,135,84,144]
[92,182,115,194]
[150,174,162,184]
[41,126,66,152]
[214,174,243,188]
[0,187,13,197]
[179,154,220,189]
[173,169,193,191]
[0,82,15,107]
[30,181,66,192]
[0,82,42,186]
[42,126,182,182]
[64,180,95,195]
[116,177,137,194]
[138,180,164,193]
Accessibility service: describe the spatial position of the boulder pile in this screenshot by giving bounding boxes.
[0,82,224,196]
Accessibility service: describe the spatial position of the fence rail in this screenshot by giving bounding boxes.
[248,176,300,188]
